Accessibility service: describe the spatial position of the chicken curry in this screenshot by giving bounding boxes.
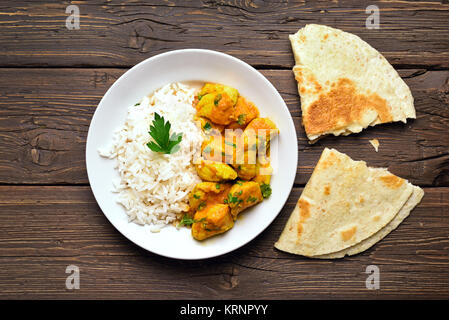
[179,83,279,241]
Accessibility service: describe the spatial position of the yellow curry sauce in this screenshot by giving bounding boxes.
[184,83,279,240]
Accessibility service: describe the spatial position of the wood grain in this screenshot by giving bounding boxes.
[1,0,448,301]
[0,1,448,68]
[1,68,447,186]
[0,185,447,299]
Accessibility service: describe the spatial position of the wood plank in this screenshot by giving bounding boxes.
[0,1,448,68]
[0,68,448,186]
[0,185,448,299]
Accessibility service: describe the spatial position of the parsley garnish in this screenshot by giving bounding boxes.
[224,193,242,205]
[134,102,140,106]
[260,183,272,198]
[197,202,206,211]
[177,215,206,227]
[237,114,246,125]
[224,193,238,204]
[198,94,203,101]
[216,183,221,190]
[203,122,212,131]
[214,93,222,106]
[146,112,182,154]
[247,196,258,203]
[193,194,200,199]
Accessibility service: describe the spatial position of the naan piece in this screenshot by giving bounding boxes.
[274,148,424,258]
[290,24,416,142]
[314,185,424,259]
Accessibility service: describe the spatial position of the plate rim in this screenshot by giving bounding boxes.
[86,48,298,260]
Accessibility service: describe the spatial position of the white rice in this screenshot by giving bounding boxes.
[98,82,204,229]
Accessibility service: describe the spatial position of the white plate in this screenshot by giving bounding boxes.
[86,49,298,260]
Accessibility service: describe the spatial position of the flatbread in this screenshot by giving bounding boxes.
[369,138,380,152]
[289,24,416,142]
[314,186,424,259]
[274,148,423,258]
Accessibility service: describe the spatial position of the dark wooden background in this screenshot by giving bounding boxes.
[0,0,448,299]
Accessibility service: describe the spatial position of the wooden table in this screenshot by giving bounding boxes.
[0,0,448,299]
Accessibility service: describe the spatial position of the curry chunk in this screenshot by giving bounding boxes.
[201,131,244,164]
[229,142,258,180]
[245,117,278,133]
[233,162,257,181]
[201,134,226,162]
[227,96,260,129]
[199,83,239,106]
[244,117,279,147]
[196,116,224,135]
[252,160,272,186]
[188,182,232,215]
[196,83,239,125]
[191,204,234,241]
[195,159,238,182]
[226,181,263,219]
[196,92,236,125]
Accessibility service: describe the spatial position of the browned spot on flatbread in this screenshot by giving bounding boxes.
[304,78,393,135]
[293,66,303,83]
[299,199,311,220]
[297,199,311,237]
[306,74,322,93]
[373,215,381,222]
[380,175,404,189]
[341,226,357,241]
[318,151,340,169]
[324,185,331,195]
[297,224,303,236]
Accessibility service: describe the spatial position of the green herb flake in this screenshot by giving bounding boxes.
[236,181,243,186]
[260,183,272,199]
[225,141,236,148]
[214,93,222,106]
[197,202,207,211]
[225,193,239,205]
[204,224,221,232]
[237,114,246,125]
[198,94,203,101]
[146,112,183,154]
[247,196,258,203]
[216,183,221,190]
[177,215,206,228]
[134,102,141,106]
[193,194,200,199]
[203,122,212,131]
